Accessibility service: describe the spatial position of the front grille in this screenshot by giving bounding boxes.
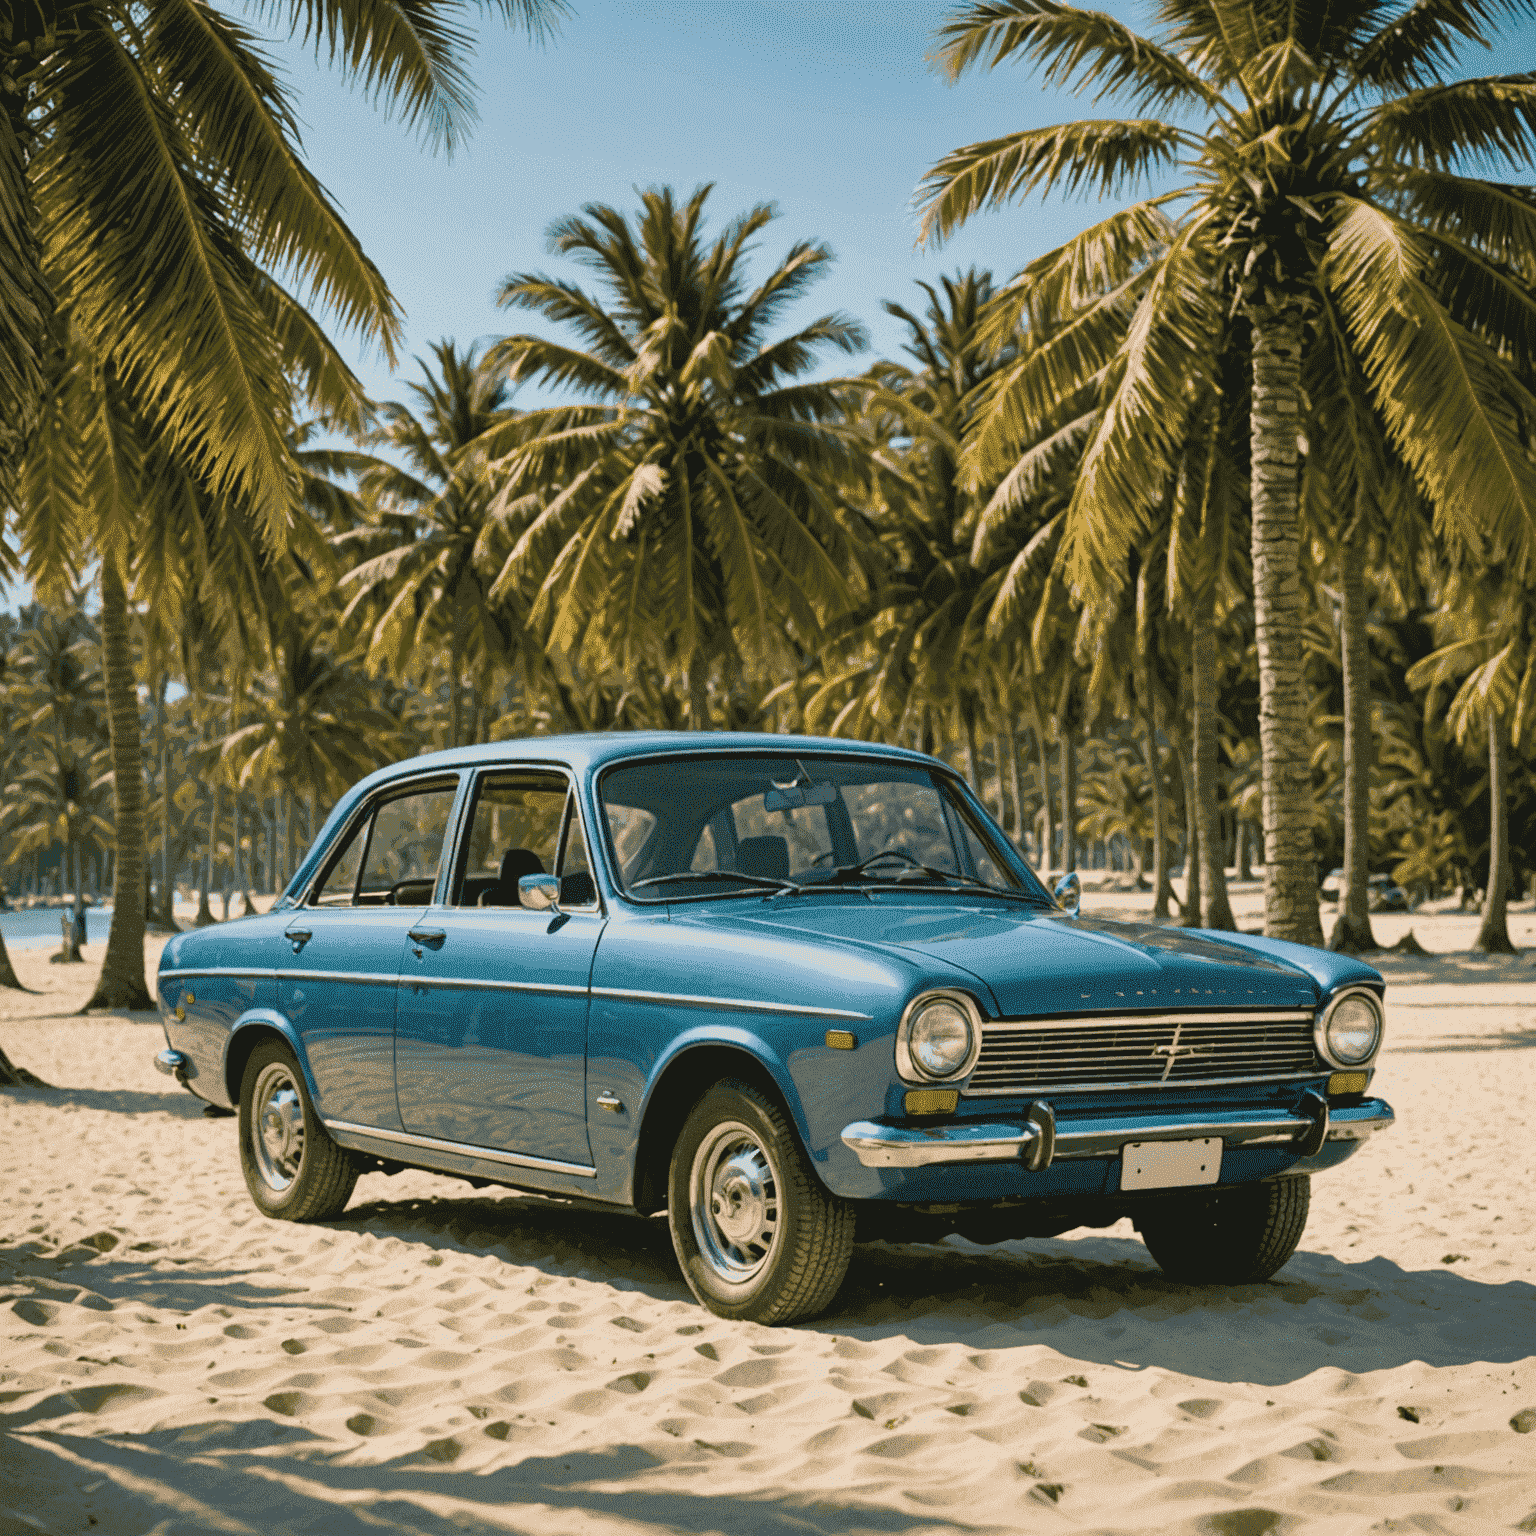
[965,1010,1319,1095]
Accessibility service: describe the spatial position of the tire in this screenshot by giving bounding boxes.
[238,1039,357,1222]
[667,1079,855,1325]
[1136,1174,1310,1285]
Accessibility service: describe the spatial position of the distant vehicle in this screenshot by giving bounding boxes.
[154,734,1393,1324]
[1320,869,1409,911]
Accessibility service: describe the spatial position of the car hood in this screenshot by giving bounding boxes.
[723,898,1328,1017]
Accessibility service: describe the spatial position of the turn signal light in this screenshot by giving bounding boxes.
[825,1030,857,1050]
[904,1089,959,1117]
[1327,1071,1368,1097]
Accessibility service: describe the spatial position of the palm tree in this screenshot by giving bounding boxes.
[222,619,404,883]
[339,341,525,749]
[482,186,872,724]
[2,0,560,518]
[919,0,1536,944]
[1407,564,1533,953]
[6,0,558,1012]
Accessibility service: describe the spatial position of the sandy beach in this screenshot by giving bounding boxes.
[3,887,1534,1535]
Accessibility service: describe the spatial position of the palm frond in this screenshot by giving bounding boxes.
[932,1,1222,113]
[917,119,1186,245]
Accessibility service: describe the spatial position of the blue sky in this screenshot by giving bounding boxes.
[271,0,1173,404]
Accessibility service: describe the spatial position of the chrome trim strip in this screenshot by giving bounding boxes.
[590,986,870,1021]
[839,1099,1395,1170]
[399,976,587,996]
[160,966,589,997]
[323,1119,598,1179]
[159,967,279,982]
[285,970,402,986]
[965,1070,1321,1097]
[842,1119,1045,1169]
[983,1009,1316,1030]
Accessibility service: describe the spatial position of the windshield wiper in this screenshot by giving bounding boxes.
[629,870,799,895]
[836,878,1053,905]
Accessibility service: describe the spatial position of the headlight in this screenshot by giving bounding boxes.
[896,991,982,1083]
[1316,987,1383,1067]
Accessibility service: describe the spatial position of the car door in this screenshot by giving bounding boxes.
[393,767,602,1169]
[277,775,461,1131]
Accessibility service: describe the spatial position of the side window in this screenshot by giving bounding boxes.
[356,784,457,907]
[557,795,599,909]
[455,772,567,907]
[311,814,369,906]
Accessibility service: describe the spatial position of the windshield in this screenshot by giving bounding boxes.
[598,752,1050,903]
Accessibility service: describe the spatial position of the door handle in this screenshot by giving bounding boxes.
[284,927,312,953]
[408,927,447,948]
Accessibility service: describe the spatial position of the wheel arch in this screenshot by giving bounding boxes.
[631,1040,805,1215]
[225,1013,320,1109]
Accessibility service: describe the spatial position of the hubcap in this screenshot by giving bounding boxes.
[250,1062,305,1192]
[690,1121,780,1285]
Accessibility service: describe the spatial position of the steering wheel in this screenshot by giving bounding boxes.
[385,877,429,906]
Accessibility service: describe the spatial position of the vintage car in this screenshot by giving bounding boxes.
[154,733,1393,1324]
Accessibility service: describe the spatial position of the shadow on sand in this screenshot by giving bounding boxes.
[5,1427,955,1536]
[316,1188,1536,1384]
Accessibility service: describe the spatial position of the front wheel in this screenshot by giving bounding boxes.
[1136,1174,1310,1285]
[668,1079,854,1324]
[239,1040,358,1221]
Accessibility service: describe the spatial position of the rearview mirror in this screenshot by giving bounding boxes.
[519,872,561,912]
[1053,870,1081,917]
[764,781,836,812]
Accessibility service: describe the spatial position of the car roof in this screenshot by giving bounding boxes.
[351,731,944,798]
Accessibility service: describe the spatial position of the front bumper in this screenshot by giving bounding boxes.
[840,1096,1394,1170]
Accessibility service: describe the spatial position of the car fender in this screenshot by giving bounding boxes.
[224,1010,325,1113]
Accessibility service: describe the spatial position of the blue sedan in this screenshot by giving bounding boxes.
[155,733,1393,1323]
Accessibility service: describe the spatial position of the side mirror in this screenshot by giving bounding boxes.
[1053,870,1081,917]
[519,872,562,913]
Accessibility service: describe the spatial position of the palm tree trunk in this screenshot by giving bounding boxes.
[1236,820,1253,881]
[197,773,221,927]
[1191,614,1236,930]
[1474,706,1515,953]
[687,662,710,730]
[157,685,174,929]
[1330,529,1378,952]
[962,707,981,795]
[85,559,153,1010]
[1059,731,1077,873]
[0,930,22,991]
[1035,725,1054,872]
[991,733,1010,829]
[283,790,297,891]
[1249,302,1323,945]
[1177,733,1201,927]
[1006,729,1025,848]
[1143,702,1174,919]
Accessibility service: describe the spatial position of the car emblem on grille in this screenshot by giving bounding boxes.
[1152,1026,1212,1080]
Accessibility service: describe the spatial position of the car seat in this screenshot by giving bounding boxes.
[735,836,790,882]
[479,848,545,906]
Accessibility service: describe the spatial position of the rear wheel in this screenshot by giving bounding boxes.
[668,1079,854,1324]
[1136,1174,1310,1284]
[238,1040,357,1221]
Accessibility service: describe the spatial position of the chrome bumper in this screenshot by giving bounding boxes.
[154,1048,189,1082]
[840,1097,1394,1171]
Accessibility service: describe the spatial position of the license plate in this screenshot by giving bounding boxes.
[1121,1137,1222,1191]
